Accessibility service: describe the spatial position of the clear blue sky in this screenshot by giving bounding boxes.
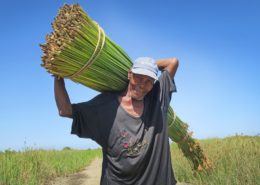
[0,0,259,151]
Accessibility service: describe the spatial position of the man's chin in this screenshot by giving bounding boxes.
[129,91,146,101]
[131,94,145,101]
[133,97,144,101]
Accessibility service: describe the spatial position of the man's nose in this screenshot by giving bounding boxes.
[136,83,145,89]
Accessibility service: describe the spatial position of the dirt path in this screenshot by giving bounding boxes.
[50,158,102,185]
[50,158,191,185]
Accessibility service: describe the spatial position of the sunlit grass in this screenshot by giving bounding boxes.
[0,148,101,185]
[171,135,260,185]
[1,135,259,185]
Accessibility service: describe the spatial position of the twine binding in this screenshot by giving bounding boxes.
[168,110,177,128]
[68,21,106,79]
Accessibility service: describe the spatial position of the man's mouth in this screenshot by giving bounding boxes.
[133,86,143,94]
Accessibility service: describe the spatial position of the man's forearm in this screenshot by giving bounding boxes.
[54,77,72,118]
[156,58,179,78]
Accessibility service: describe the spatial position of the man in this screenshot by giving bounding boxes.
[54,57,179,185]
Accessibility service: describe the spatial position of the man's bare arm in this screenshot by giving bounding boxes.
[156,58,179,79]
[54,77,72,118]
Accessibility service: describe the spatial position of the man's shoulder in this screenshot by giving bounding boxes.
[87,92,117,107]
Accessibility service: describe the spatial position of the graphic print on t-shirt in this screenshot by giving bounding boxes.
[119,128,148,157]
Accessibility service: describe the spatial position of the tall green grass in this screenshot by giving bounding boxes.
[0,148,101,185]
[171,135,260,185]
[1,136,259,185]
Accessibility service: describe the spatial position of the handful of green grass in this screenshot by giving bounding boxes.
[40,4,212,171]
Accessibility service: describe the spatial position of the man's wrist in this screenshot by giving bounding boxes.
[155,61,164,71]
[54,75,64,84]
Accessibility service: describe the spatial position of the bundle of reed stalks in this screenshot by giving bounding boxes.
[40,4,132,92]
[167,107,212,171]
[40,4,212,171]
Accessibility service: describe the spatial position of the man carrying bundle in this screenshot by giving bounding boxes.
[54,57,179,185]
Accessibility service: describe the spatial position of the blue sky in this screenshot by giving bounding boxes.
[0,0,259,151]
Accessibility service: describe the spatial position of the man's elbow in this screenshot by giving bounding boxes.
[58,108,72,118]
[167,58,179,78]
[170,58,179,68]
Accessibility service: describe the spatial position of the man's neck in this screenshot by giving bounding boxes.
[118,90,144,117]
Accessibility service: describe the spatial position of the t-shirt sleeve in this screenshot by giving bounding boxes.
[158,70,177,111]
[71,101,102,144]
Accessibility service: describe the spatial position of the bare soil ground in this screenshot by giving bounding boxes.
[50,158,102,185]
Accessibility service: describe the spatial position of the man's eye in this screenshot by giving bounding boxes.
[146,81,152,85]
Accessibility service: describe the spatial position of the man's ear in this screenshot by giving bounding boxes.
[128,70,132,80]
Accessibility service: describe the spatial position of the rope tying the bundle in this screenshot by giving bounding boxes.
[68,22,106,79]
[168,110,177,128]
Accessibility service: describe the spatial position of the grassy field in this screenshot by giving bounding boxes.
[0,135,259,185]
[171,135,260,185]
[0,148,101,185]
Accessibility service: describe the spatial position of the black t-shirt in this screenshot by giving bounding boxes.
[71,70,177,185]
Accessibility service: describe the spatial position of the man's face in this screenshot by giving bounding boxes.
[128,71,155,101]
